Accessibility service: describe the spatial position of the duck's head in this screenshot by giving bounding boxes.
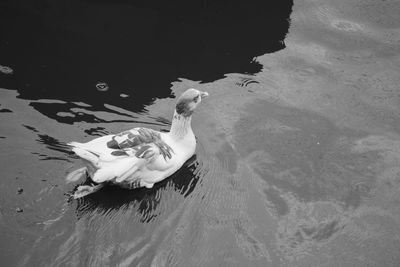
[175,88,209,117]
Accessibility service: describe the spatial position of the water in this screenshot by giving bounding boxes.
[2,0,400,266]
[0,0,290,113]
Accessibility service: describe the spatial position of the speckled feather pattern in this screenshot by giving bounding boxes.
[106,128,174,160]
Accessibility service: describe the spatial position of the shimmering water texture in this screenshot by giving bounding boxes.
[2,0,400,266]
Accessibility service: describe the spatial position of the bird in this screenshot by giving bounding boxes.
[67,88,209,199]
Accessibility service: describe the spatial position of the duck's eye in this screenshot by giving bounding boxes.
[193,95,200,102]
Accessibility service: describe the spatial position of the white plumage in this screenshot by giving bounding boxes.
[67,88,208,198]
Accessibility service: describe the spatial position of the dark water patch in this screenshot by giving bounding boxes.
[0,0,292,118]
[103,103,141,118]
[31,152,71,162]
[22,121,77,160]
[0,108,12,113]
[27,100,171,127]
[234,100,380,207]
[22,124,39,132]
[84,126,108,137]
[36,134,74,155]
[29,102,117,124]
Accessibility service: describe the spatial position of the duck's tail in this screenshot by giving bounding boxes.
[66,167,87,183]
[68,142,100,167]
[73,184,105,199]
[67,141,141,185]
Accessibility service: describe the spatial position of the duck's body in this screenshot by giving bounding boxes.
[67,89,208,198]
[69,115,196,189]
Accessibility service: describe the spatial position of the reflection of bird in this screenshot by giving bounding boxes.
[74,155,201,222]
[67,89,208,199]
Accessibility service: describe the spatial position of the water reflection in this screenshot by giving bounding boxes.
[72,155,202,222]
[28,101,169,125]
[20,153,209,267]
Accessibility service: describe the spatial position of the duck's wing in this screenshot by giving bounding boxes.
[69,128,173,160]
[110,128,174,160]
[68,127,174,183]
[91,143,160,183]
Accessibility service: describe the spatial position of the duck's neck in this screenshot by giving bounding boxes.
[169,110,193,140]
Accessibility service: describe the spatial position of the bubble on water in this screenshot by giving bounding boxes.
[0,65,13,75]
[120,93,129,98]
[96,82,109,91]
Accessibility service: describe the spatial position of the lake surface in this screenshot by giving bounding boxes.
[2,0,400,266]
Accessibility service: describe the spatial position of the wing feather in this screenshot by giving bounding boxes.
[103,128,173,161]
[69,127,174,184]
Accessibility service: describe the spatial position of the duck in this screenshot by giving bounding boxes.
[67,88,209,198]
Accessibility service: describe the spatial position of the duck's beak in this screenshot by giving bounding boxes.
[200,91,209,99]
